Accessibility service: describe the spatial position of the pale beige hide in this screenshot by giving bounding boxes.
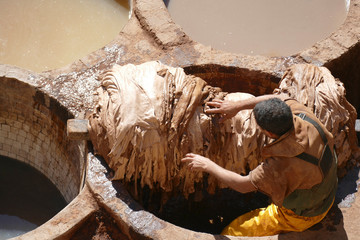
[88,61,264,198]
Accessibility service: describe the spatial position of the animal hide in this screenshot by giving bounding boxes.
[88,61,359,200]
[274,64,359,167]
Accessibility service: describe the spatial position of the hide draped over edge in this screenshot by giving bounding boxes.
[274,64,359,167]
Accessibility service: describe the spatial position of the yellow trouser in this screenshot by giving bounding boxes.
[221,200,333,237]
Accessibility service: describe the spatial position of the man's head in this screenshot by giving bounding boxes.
[253,98,293,138]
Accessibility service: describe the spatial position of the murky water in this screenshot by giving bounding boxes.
[0,156,66,239]
[336,166,360,208]
[0,0,130,72]
[0,215,36,240]
[166,0,349,56]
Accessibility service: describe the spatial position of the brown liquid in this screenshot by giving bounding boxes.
[0,0,129,72]
[166,0,349,56]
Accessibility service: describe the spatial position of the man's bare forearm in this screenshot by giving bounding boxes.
[205,93,287,120]
[228,94,287,111]
[208,164,256,193]
[182,154,256,194]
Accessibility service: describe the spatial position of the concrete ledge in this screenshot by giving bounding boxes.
[67,119,90,140]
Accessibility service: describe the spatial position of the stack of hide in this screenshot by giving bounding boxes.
[274,64,359,168]
[88,61,359,202]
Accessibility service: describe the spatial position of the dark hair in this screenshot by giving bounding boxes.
[253,98,293,136]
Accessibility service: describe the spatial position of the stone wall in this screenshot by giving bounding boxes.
[0,76,84,203]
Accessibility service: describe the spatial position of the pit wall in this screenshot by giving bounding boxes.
[0,68,85,203]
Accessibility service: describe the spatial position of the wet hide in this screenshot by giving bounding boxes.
[274,64,359,167]
[88,61,264,199]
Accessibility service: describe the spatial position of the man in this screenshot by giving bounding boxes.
[181,94,338,236]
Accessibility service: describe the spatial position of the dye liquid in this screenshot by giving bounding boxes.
[166,0,348,56]
[0,156,67,239]
[0,0,130,72]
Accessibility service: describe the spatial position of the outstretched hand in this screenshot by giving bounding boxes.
[205,99,239,123]
[181,153,256,193]
[181,153,217,173]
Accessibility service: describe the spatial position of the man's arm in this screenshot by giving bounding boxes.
[181,153,256,193]
[206,93,288,122]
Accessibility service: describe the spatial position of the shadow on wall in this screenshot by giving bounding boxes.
[163,0,169,7]
[325,42,360,119]
[183,64,280,96]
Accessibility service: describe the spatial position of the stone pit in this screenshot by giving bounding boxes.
[1,0,360,239]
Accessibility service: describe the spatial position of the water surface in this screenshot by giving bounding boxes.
[0,0,130,72]
[0,156,66,239]
[166,0,349,56]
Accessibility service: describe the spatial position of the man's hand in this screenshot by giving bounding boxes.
[205,99,239,123]
[181,153,256,193]
[181,153,216,173]
[205,94,289,123]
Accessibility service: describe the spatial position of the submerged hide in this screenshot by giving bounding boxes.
[88,61,359,200]
[274,64,359,167]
